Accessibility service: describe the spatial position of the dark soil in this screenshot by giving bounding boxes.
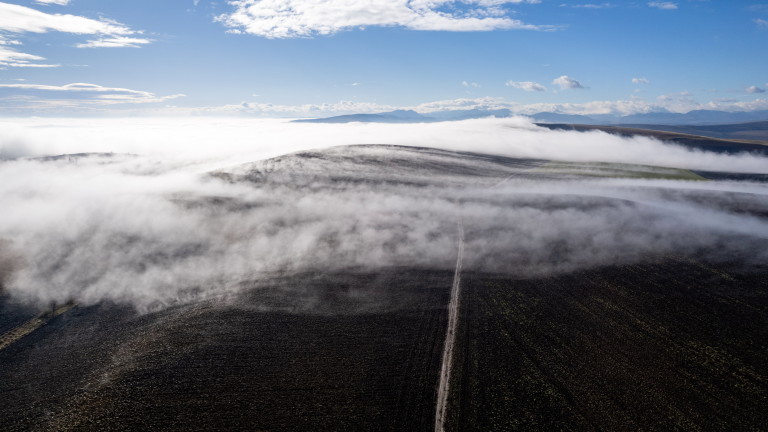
[0,270,451,432]
[450,259,768,431]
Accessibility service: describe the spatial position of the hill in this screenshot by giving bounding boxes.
[1,145,767,431]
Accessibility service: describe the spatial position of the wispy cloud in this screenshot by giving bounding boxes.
[34,0,70,4]
[632,77,650,84]
[0,82,184,109]
[0,3,134,35]
[462,81,481,88]
[552,75,585,90]
[560,3,613,9]
[0,43,59,68]
[0,2,149,68]
[216,0,554,38]
[755,18,768,28]
[747,85,766,94]
[506,80,547,91]
[648,2,678,10]
[77,37,152,48]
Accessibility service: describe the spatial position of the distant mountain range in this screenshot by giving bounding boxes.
[293,108,768,127]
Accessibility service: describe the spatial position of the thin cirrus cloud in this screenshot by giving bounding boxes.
[648,2,678,10]
[34,0,70,5]
[506,81,547,91]
[77,37,152,48]
[632,77,650,84]
[0,42,59,68]
[0,83,184,108]
[560,3,613,9]
[216,0,554,38]
[552,75,585,90]
[755,18,768,28]
[0,2,149,67]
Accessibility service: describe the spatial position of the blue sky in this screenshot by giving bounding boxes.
[0,0,766,116]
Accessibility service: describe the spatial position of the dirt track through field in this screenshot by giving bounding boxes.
[434,220,464,432]
[0,303,75,352]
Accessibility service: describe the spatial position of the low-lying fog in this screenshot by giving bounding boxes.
[1,117,767,311]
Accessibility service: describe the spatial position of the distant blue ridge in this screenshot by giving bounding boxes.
[293,109,768,126]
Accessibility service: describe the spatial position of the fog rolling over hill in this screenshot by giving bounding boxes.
[1,119,767,430]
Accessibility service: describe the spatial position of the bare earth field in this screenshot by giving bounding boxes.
[449,261,768,431]
[0,271,451,431]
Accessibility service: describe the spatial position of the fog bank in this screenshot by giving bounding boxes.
[1,117,767,173]
[1,119,767,311]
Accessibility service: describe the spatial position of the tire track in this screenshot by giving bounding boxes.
[0,303,75,352]
[435,220,464,432]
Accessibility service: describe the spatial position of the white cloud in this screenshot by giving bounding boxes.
[161,100,398,117]
[34,0,70,5]
[632,77,650,84]
[560,3,613,9]
[648,2,678,10]
[0,83,149,93]
[0,37,21,46]
[77,37,153,48]
[99,95,768,118]
[0,82,184,109]
[755,18,768,28]
[405,96,511,113]
[0,3,133,35]
[506,80,546,91]
[462,81,481,88]
[5,86,768,117]
[0,45,59,68]
[552,75,585,90]
[216,0,554,38]
[194,94,766,118]
[747,86,766,94]
[0,2,149,68]
[409,94,768,116]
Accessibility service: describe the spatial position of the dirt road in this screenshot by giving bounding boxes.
[434,220,465,432]
[0,303,75,352]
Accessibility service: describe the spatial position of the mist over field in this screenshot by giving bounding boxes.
[1,118,767,311]
[3,117,768,172]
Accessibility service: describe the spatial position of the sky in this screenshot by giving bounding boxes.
[0,0,766,117]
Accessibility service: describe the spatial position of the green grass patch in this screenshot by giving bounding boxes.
[535,161,707,180]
